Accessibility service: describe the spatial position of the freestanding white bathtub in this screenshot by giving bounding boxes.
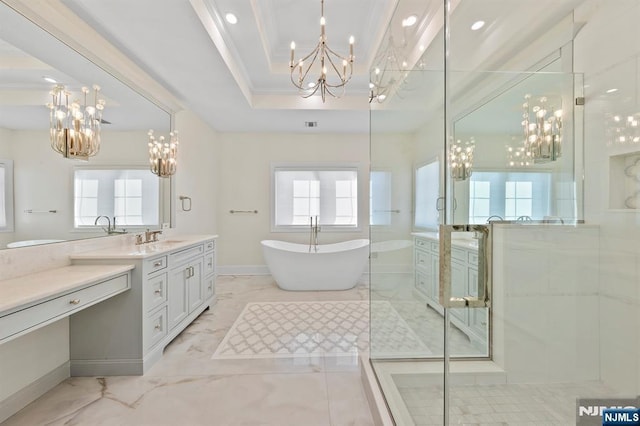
[261,239,369,291]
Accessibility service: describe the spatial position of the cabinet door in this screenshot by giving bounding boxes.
[187,258,204,314]
[168,265,189,330]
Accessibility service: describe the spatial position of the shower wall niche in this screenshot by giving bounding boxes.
[609,152,640,209]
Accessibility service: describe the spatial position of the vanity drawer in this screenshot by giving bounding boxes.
[0,274,129,343]
[170,244,204,265]
[145,272,168,312]
[205,275,215,299]
[414,238,428,249]
[145,306,168,350]
[145,256,167,274]
[204,252,215,276]
[415,249,429,269]
[414,270,429,295]
[468,251,479,266]
[204,240,215,252]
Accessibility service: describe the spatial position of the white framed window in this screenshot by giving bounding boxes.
[505,181,533,219]
[370,170,392,226]
[74,168,160,229]
[272,164,359,231]
[469,181,491,224]
[468,171,551,223]
[0,160,14,232]
[414,159,440,229]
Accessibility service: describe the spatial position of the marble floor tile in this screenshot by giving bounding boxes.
[3,275,375,426]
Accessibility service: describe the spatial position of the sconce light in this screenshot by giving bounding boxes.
[521,94,562,163]
[47,84,105,160]
[148,129,178,178]
[449,138,475,181]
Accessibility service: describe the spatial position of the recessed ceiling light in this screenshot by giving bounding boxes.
[43,76,57,83]
[225,13,238,25]
[606,88,618,93]
[402,15,417,27]
[471,20,485,31]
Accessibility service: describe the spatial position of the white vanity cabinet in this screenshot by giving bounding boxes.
[413,233,487,349]
[69,236,217,376]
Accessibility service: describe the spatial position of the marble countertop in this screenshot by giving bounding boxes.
[411,232,479,250]
[0,264,134,316]
[70,234,218,260]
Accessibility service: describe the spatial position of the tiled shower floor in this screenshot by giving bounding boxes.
[371,359,619,425]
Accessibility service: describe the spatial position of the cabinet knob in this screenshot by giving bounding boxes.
[69,299,80,305]
[154,325,161,331]
[153,261,163,267]
[154,289,162,295]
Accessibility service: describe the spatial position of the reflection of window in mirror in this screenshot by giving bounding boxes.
[370,170,392,226]
[468,171,551,223]
[74,168,160,229]
[414,159,440,230]
[0,160,14,232]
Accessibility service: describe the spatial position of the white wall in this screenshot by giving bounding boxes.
[575,0,640,395]
[173,110,219,236]
[370,133,415,274]
[215,132,368,270]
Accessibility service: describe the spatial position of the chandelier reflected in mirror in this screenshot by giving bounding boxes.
[606,113,640,145]
[148,129,178,178]
[449,138,475,181]
[47,84,105,160]
[506,145,532,167]
[521,94,563,163]
[369,36,409,103]
[289,0,354,102]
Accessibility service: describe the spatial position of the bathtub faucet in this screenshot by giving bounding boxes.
[309,216,319,252]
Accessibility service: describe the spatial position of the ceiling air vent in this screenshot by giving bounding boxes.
[304,121,318,128]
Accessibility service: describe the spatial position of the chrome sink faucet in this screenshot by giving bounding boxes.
[94,215,112,233]
[95,215,127,234]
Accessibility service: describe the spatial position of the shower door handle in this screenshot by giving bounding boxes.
[438,224,491,308]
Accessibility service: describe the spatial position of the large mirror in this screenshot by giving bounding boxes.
[450,59,581,225]
[0,2,171,249]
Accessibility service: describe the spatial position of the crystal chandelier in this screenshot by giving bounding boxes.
[289,0,354,102]
[148,129,178,178]
[47,84,105,160]
[521,94,562,163]
[449,138,475,181]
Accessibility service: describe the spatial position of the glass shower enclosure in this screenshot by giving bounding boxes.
[369,0,640,424]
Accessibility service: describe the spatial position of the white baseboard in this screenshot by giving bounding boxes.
[0,361,70,423]
[217,265,270,275]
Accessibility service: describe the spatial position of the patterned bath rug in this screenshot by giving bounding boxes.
[212,300,431,359]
